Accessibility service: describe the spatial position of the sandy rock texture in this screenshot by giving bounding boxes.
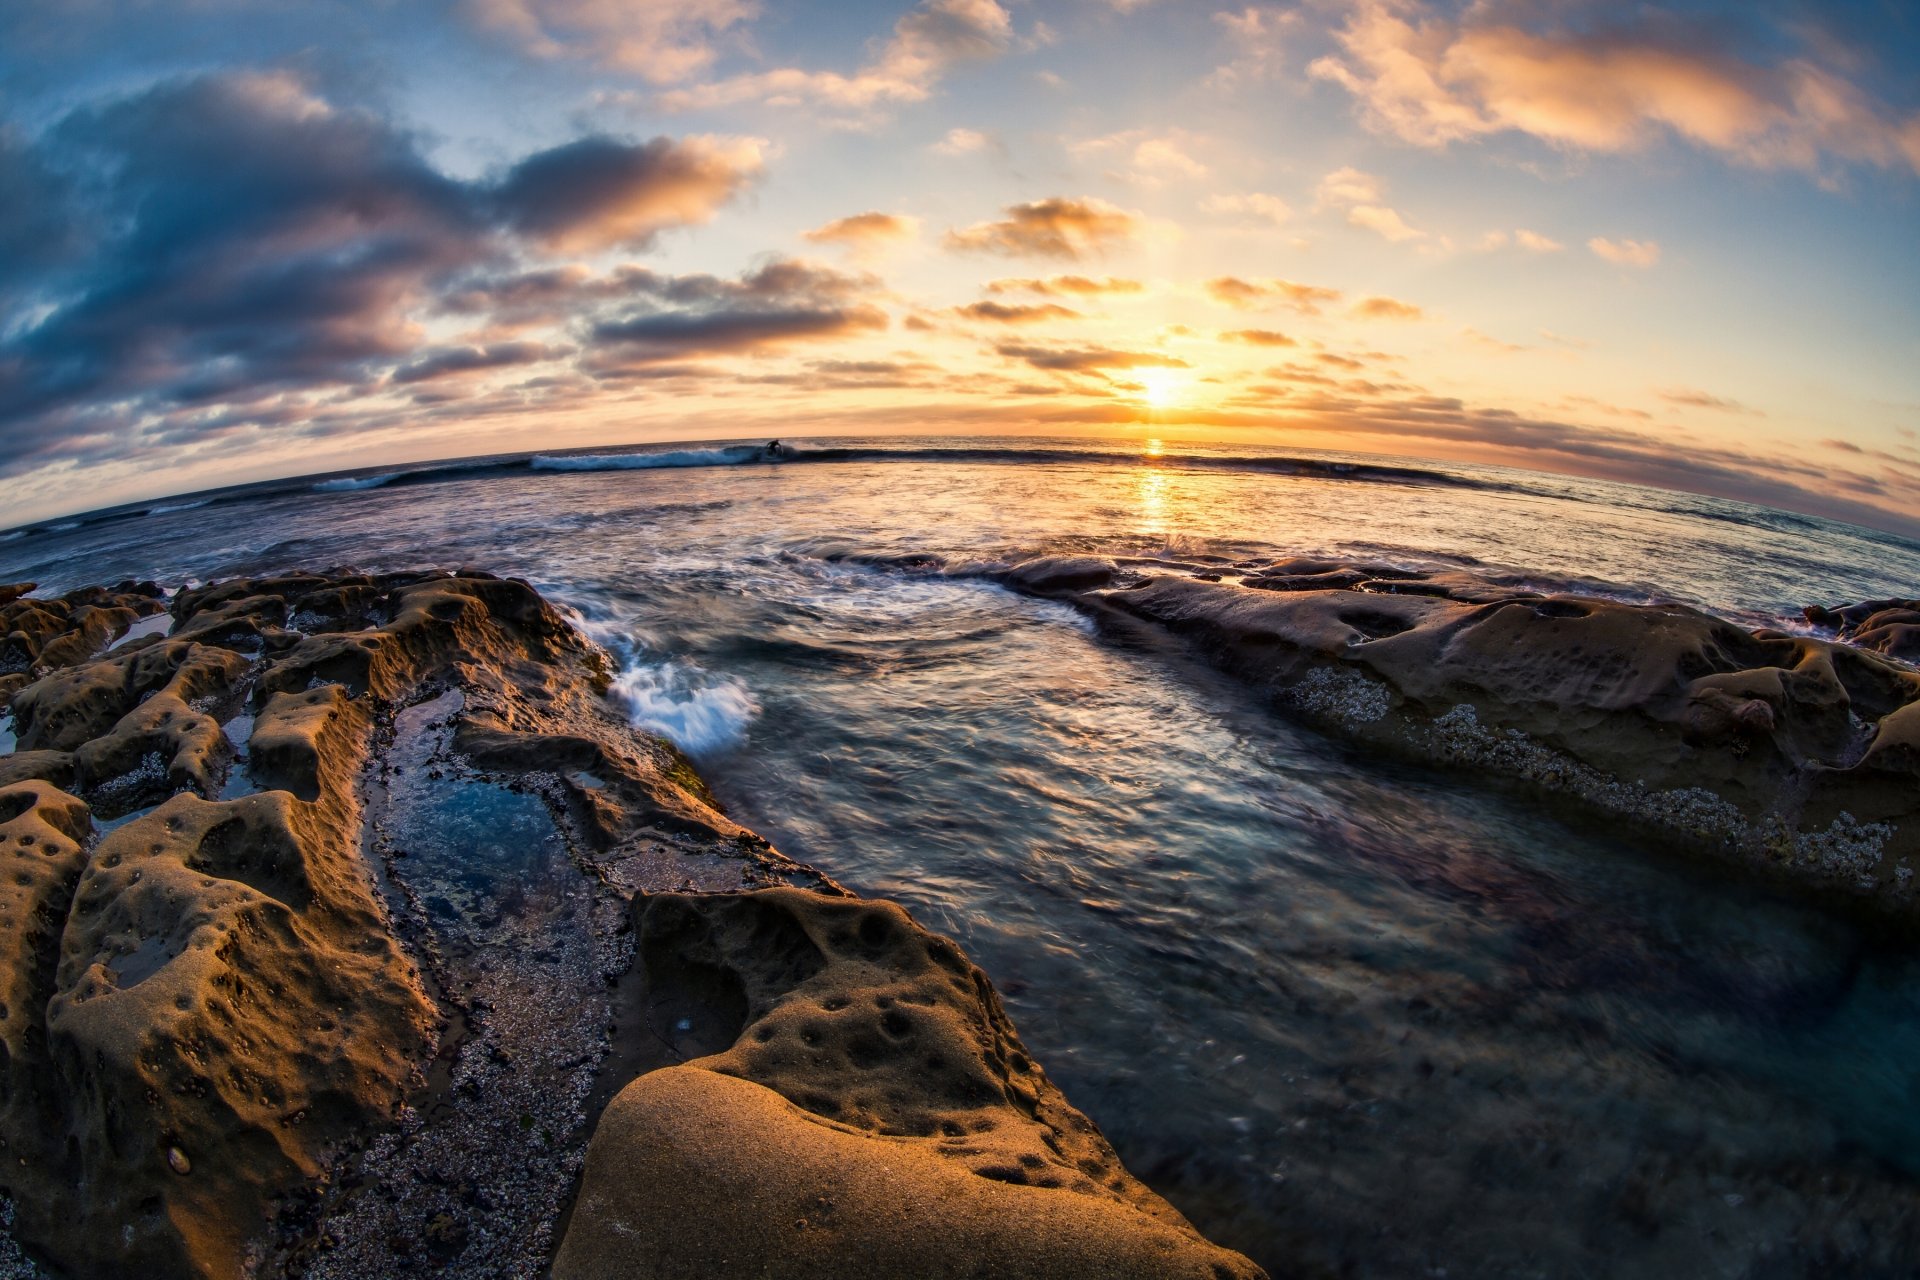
[556,888,1264,1280]
[0,571,818,1278]
[1000,555,1920,911]
[2,570,1248,1280]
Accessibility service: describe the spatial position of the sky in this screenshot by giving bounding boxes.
[1,0,1917,532]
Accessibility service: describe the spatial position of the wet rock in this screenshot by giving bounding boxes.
[556,888,1264,1279]
[999,556,1920,912]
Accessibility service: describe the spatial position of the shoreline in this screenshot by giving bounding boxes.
[0,570,1261,1278]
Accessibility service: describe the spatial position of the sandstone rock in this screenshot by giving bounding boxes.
[556,889,1265,1280]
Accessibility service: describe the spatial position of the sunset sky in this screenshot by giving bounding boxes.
[2,0,1917,531]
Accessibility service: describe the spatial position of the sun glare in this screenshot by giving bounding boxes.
[1136,366,1188,410]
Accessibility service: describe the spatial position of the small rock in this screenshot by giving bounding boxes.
[165,1146,191,1176]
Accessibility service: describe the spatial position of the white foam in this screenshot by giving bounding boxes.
[531,446,763,473]
[145,499,210,516]
[313,472,403,492]
[48,521,79,531]
[0,531,23,542]
[609,659,759,755]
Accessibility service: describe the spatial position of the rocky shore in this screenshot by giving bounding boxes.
[0,572,1261,1278]
[999,555,1920,914]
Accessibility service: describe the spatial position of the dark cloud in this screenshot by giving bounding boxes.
[493,134,762,252]
[994,343,1188,374]
[0,69,761,477]
[586,259,888,362]
[390,341,567,383]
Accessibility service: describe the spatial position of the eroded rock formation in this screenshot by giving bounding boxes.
[0,571,1260,1279]
[556,889,1263,1280]
[999,555,1920,911]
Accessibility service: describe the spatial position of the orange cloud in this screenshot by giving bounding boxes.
[954,301,1083,323]
[1220,328,1299,346]
[984,275,1145,296]
[1310,0,1920,177]
[1207,276,1343,314]
[945,197,1142,259]
[659,0,1015,114]
[802,211,921,253]
[1350,296,1423,320]
[1589,236,1660,267]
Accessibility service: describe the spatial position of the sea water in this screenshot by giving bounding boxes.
[6,436,1920,1276]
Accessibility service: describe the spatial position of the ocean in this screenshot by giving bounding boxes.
[6,435,1920,1276]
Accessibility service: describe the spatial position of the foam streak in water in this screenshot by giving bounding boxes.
[609,659,759,754]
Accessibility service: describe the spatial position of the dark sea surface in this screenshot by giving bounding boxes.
[7,436,1920,1277]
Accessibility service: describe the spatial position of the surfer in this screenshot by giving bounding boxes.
[763,439,786,461]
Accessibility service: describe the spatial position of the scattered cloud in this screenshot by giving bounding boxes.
[1315,166,1382,207]
[984,275,1144,297]
[995,343,1188,374]
[658,0,1015,115]
[1315,165,1425,242]
[1074,128,1210,186]
[954,300,1082,323]
[1351,296,1424,320]
[1308,0,1920,178]
[1589,235,1660,267]
[1201,192,1291,225]
[587,259,889,362]
[466,0,753,82]
[933,127,994,155]
[802,210,921,257]
[495,134,764,253]
[1208,6,1292,89]
[1220,329,1299,347]
[1206,276,1344,314]
[945,197,1143,259]
[1660,387,1758,414]
[1346,204,1426,242]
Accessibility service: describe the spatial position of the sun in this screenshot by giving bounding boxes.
[1135,366,1189,410]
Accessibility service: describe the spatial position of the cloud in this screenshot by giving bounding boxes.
[1660,387,1758,414]
[995,343,1188,374]
[932,127,994,155]
[494,134,764,253]
[983,275,1144,296]
[1351,296,1424,320]
[587,258,889,361]
[658,0,1014,115]
[1514,228,1563,252]
[1220,329,1299,346]
[1201,192,1291,225]
[1309,0,1920,178]
[802,211,921,255]
[391,341,567,383]
[1345,204,1426,242]
[953,301,1082,324]
[1074,129,1209,185]
[1588,235,1660,267]
[465,0,754,82]
[1206,276,1343,314]
[1209,6,1292,89]
[1315,166,1383,206]
[0,69,766,476]
[1314,164,1426,242]
[945,197,1142,259]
